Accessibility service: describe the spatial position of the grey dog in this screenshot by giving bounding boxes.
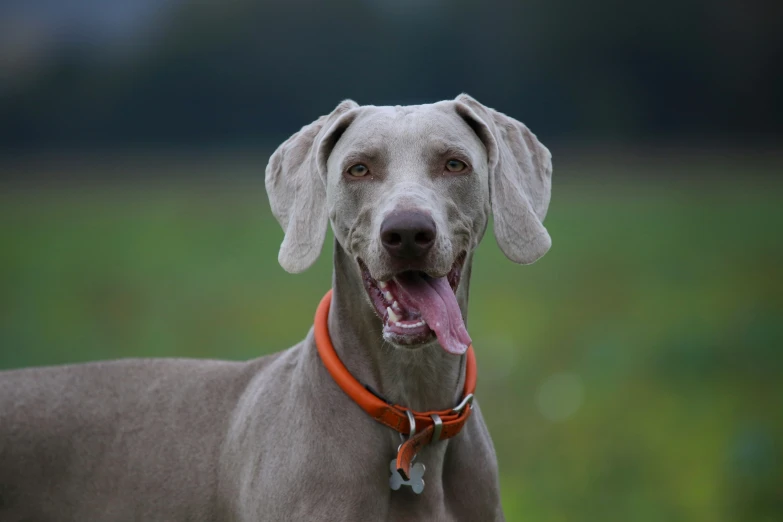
[0,94,552,521]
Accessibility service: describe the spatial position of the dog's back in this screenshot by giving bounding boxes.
[0,358,257,521]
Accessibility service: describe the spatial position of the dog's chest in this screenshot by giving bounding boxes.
[229,441,498,522]
[222,349,503,521]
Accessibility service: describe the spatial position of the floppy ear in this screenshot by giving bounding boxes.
[265,100,359,273]
[454,94,552,264]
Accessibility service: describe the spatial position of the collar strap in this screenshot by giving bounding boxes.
[314,289,477,480]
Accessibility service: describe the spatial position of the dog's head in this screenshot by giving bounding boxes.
[266,94,552,354]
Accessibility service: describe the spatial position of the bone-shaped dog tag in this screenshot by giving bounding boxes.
[389,458,425,494]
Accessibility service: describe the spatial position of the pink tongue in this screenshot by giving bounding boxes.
[394,272,472,355]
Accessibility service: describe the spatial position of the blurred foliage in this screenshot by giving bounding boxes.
[1,0,781,151]
[1,156,781,521]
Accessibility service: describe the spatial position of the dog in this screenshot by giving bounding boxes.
[0,94,552,521]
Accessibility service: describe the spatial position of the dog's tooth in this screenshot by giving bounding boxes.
[392,301,401,311]
[399,320,425,329]
[378,281,388,289]
[383,291,393,302]
[387,307,400,323]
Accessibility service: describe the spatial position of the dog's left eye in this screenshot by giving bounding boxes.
[445,159,467,173]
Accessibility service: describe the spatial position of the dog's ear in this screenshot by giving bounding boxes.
[454,94,552,264]
[265,100,359,273]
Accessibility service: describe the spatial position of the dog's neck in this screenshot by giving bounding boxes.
[327,239,470,412]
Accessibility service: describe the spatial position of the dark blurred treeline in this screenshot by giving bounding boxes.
[1,0,781,152]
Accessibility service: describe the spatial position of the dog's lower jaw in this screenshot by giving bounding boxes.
[382,329,436,348]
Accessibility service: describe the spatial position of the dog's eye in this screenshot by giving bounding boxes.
[347,164,369,177]
[445,159,467,173]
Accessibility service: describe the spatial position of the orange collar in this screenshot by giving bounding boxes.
[314,289,476,480]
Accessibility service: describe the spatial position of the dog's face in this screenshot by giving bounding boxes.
[266,95,552,354]
[325,103,490,283]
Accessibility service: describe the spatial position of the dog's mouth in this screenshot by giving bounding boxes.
[358,253,471,355]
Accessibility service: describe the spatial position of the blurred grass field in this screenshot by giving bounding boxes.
[1,156,782,521]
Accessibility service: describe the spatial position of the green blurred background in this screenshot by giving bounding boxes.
[1,0,782,520]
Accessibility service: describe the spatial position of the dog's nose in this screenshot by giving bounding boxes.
[380,211,437,259]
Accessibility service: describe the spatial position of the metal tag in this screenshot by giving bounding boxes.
[389,458,425,494]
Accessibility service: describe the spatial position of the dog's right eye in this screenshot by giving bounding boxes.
[347,164,370,177]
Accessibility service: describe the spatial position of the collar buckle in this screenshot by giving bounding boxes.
[430,413,443,443]
[451,393,474,414]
